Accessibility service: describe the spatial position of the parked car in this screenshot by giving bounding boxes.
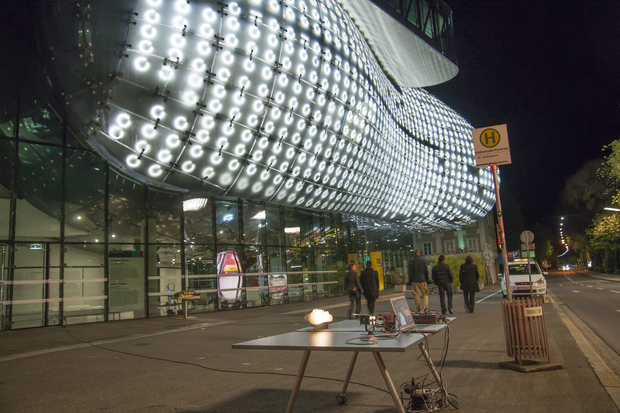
[500,259,548,298]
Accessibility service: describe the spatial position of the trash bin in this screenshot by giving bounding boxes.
[501,295,550,364]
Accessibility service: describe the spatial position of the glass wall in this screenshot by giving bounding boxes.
[0,35,426,332]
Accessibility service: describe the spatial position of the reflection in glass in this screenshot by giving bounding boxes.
[0,139,13,239]
[265,204,282,246]
[215,200,239,244]
[242,202,265,245]
[109,172,145,244]
[65,150,106,243]
[16,143,62,241]
[184,197,213,244]
[148,188,182,243]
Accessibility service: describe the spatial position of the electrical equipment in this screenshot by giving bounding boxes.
[403,379,439,412]
[412,313,440,324]
[378,313,395,330]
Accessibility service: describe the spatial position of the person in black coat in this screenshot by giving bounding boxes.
[344,263,363,319]
[459,255,480,313]
[360,261,380,315]
[431,255,454,315]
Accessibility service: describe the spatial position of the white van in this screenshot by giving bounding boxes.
[500,259,547,298]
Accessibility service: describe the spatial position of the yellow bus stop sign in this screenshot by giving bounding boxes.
[472,124,512,167]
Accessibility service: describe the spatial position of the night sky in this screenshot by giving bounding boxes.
[425,1,620,226]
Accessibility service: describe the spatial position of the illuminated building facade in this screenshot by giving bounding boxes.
[0,0,496,330]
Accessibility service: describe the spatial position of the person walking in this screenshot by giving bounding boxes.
[344,263,363,319]
[408,249,429,312]
[459,255,480,313]
[432,255,454,315]
[360,261,380,315]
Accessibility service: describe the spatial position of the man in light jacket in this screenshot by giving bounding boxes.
[408,249,429,312]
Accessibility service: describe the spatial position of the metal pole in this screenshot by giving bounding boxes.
[491,164,512,300]
[527,244,532,299]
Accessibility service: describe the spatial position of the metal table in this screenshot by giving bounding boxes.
[232,319,452,412]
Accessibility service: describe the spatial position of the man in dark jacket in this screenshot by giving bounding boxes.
[360,261,380,315]
[459,256,480,313]
[431,255,454,315]
[344,263,363,319]
[408,249,429,312]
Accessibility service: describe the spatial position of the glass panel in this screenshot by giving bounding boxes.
[12,243,49,329]
[65,150,106,243]
[108,244,146,320]
[19,101,64,146]
[215,200,239,245]
[185,245,216,314]
[286,247,304,303]
[267,246,287,305]
[57,245,106,325]
[147,188,182,243]
[242,202,265,245]
[16,143,63,241]
[0,139,13,240]
[283,206,300,247]
[0,244,9,330]
[150,244,183,316]
[109,172,145,244]
[244,245,266,308]
[349,223,365,252]
[184,197,213,244]
[265,204,282,246]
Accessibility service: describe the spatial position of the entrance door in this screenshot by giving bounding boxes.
[0,243,8,331]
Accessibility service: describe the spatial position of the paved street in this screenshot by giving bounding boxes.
[547,270,620,353]
[0,276,619,412]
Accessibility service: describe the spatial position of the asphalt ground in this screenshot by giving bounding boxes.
[1,276,619,413]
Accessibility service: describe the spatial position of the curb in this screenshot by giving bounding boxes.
[583,272,620,283]
[547,289,620,410]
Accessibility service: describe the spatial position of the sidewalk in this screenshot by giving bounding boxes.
[584,271,620,283]
[1,287,618,412]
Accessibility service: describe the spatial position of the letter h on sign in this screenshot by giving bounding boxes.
[483,130,499,146]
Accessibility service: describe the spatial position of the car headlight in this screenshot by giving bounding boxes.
[533,278,545,286]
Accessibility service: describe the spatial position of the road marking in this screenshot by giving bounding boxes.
[559,284,563,286]
[587,285,593,288]
[476,290,502,303]
[598,287,604,290]
[573,290,580,293]
[617,310,620,313]
[611,290,620,294]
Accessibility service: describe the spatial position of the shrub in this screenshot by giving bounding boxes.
[428,254,485,289]
[389,267,407,286]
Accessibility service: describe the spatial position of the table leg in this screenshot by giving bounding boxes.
[340,351,358,397]
[372,352,406,413]
[418,341,445,400]
[286,350,311,413]
[183,300,188,318]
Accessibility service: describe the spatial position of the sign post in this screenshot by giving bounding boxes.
[520,231,535,298]
[472,124,512,300]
